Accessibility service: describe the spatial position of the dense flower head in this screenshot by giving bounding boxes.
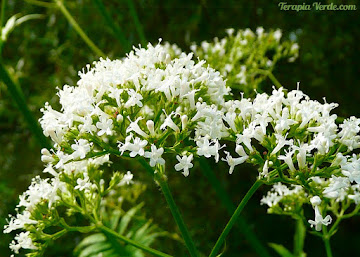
[229,88,360,231]
[39,41,229,175]
[190,28,299,96]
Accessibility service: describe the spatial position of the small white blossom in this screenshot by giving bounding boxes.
[96,116,113,136]
[222,151,248,174]
[144,145,165,167]
[308,205,332,231]
[175,154,194,177]
[71,139,92,159]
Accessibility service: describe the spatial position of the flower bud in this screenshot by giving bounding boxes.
[181,115,188,130]
[146,120,155,135]
[310,196,321,206]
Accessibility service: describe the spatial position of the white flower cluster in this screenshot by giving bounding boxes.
[220,87,360,231]
[191,28,299,96]
[3,176,64,253]
[38,41,230,178]
[260,182,304,208]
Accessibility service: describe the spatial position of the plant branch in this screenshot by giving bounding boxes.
[54,0,106,57]
[199,158,272,257]
[153,165,199,257]
[209,180,263,257]
[99,224,173,257]
[322,227,333,257]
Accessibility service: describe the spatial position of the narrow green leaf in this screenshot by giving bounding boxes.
[118,203,144,235]
[74,233,106,254]
[78,242,112,257]
[269,243,295,257]
[109,209,122,230]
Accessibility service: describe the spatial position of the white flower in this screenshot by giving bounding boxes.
[222,151,248,174]
[310,196,322,206]
[160,111,180,132]
[124,89,143,108]
[259,160,269,178]
[271,134,293,156]
[9,231,37,254]
[118,134,148,157]
[323,176,350,198]
[126,117,149,138]
[308,205,332,231]
[71,139,92,159]
[196,137,224,162]
[144,145,165,167]
[175,154,194,177]
[119,171,134,185]
[74,173,92,192]
[341,154,360,184]
[96,116,113,136]
[278,150,296,173]
[4,211,37,234]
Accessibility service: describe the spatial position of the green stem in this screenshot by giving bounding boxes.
[154,166,199,257]
[99,224,173,257]
[92,0,130,52]
[199,158,271,257]
[322,227,333,257]
[209,180,263,257]
[54,0,106,57]
[293,218,306,256]
[255,69,282,89]
[126,0,146,46]
[323,237,333,257]
[0,62,52,149]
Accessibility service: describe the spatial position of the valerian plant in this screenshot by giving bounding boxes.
[4,33,360,257]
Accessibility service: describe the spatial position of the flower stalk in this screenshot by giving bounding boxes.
[209,180,263,257]
[54,0,105,57]
[154,165,200,257]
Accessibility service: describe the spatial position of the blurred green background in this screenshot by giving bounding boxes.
[1,0,359,256]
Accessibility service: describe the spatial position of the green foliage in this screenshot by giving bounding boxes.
[74,203,167,257]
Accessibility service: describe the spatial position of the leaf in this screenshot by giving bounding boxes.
[74,233,106,254]
[75,203,166,257]
[78,242,112,257]
[269,243,295,257]
[1,13,44,42]
[109,209,122,230]
[118,203,144,235]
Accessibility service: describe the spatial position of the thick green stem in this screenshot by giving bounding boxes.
[199,159,271,257]
[54,0,106,57]
[209,180,263,257]
[0,62,51,149]
[138,160,199,257]
[322,227,333,257]
[99,224,173,257]
[323,237,333,257]
[154,170,200,257]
